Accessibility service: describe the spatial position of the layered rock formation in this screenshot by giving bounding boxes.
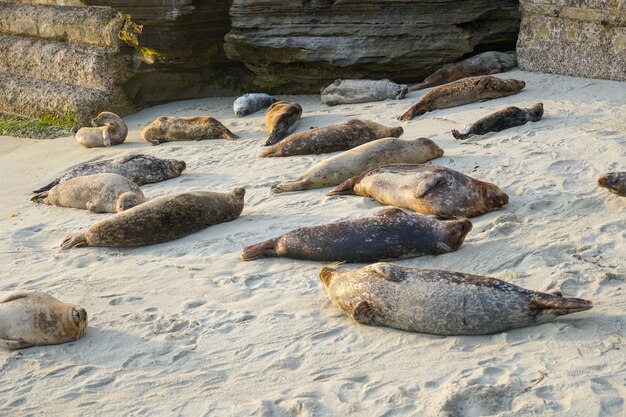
[224,0,521,93]
[517,0,625,81]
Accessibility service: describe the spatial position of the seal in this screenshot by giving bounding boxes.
[0,291,87,349]
[321,79,409,106]
[399,76,526,121]
[327,164,508,218]
[598,172,626,197]
[72,111,128,148]
[320,262,593,335]
[61,188,245,249]
[265,101,303,146]
[241,208,472,262]
[259,119,404,158]
[32,153,186,194]
[408,51,517,92]
[452,103,544,139]
[140,116,238,145]
[271,137,444,193]
[31,173,145,213]
[233,93,278,117]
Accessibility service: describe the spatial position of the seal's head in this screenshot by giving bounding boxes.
[115,192,145,212]
[446,218,473,250]
[92,112,123,128]
[166,159,186,176]
[233,95,253,117]
[528,103,544,121]
[484,185,509,210]
[66,306,88,340]
[419,138,444,157]
[598,172,626,196]
[320,266,338,289]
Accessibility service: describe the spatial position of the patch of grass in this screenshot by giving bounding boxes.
[0,113,69,139]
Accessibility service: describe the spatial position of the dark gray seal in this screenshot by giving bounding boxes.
[32,153,186,194]
[399,76,526,121]
[265,101,303,145]
[598,172,626,197]
[321,262,593,335]
[233,93,278,117]
[241,208,472,262]
[408,51,517,92]
[452,103,544,139]
[61,188,245,249]
[321,79,409,106]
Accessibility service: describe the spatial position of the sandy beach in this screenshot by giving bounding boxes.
[0,69,624,416]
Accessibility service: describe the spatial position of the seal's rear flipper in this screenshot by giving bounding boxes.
[0,338,31,350]
[31,191,48,203]
[222,128,239,140]
[531,294,593,316]
[271,180,307,193]
[407,82,428,92]
[452,129,470,140]
[61,233,88,250]
[32,179,60,194]
[240,238,279,261]
[353,300,374,324]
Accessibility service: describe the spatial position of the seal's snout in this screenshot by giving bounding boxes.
[489,188,509,208]
[392,126,404,137]
[72,307,88,325]
[320,267,337,288]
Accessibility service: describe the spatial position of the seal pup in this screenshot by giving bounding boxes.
[241,208,472,262]
[0,291,87,349]
[598,172,626,197]
[321,79,409,105]
[141,116,238,145]
[259,119,403,158]
[328,164,508,218]
[72,111,128,148]
[320,262,593,335]
[272,137,444,193]
[33,153,186,194]
[452,103,544,139]
[233,93,278,117]
[399,76,526,121]
[31,173,145,213]
[265,101,303,146]
[408,51,517,92]
[61,188,245,249]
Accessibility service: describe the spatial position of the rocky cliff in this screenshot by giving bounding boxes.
[224,0,521,93]
[517,0,625,81]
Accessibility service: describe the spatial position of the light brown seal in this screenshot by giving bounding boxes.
[399,76,526,121]
[320,262,593,335]
[271,137,443,193]
[452,103,544,139]
[259,119,403,158]
[408,51,517,92]
[61,188,245,249]
[241,208,472,262]
[0,291,87,349]
[72,111,128,148]
[327,164,508,218]
[141,116,238,146]
[265,101,303,145]
[31,173,145,213]
[598,172,626,197]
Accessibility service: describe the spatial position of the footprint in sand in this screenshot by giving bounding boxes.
[439,384,517,417]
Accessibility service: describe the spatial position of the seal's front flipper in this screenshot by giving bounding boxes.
[353,300,374,324]
[0,338,31,350]
[0,292,31,303]
[414,173,446,198]
[61,233,88,249]
[118,153,141,164]
[369,263,406,282]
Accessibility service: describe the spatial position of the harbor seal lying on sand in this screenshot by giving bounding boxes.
[31,173,145,213]
[265,101,302,146]
[33,153,186,194]
[598,172,626,197]
[61,188,245,249]
[259,119,403,158]
[141,116,238,145]
[320,262,593,335]
[321,79,409,105]
[399,76,526,121]
[233,93,278,117]
[408,51,517,92]
[0,291,87,349]
[328,164,508,218]
[72,112,128,148]
[271,137,443,193]
[241,208,471,262]
[452,103,544,139]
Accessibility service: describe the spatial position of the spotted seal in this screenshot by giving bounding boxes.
[452,103,544,139]
[408,51,517,92]
[31,173,145,213]
[0,291,87,349]
[265,101,303,146]
[321,79,409,106]
[233,93,278,117]
[271,137,443,193]
[259,119,403,158]
[320,262,593,335]
[327,164,508,218]
[32,153,186,194]
[72,112,128,148]
[241,208,471,262]
[399,76,526,121]
[141,116,238,145]
[598,172,626,197]
[61,188,245,249]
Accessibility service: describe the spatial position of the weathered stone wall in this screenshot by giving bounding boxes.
[517,0,626,81]
[224,0,521,93]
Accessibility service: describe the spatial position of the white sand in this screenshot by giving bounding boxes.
[0,70,624,416]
